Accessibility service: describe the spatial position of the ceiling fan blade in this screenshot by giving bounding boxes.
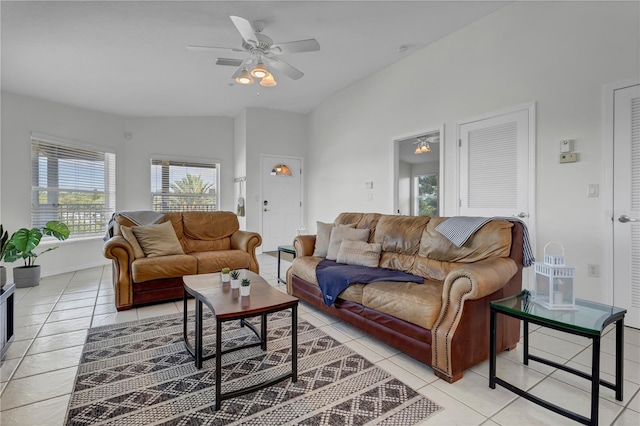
[230,16,258,47]
[216,57,244,67]
[264,56,304,80]
[271,39,320,54]
[187,45,244,52]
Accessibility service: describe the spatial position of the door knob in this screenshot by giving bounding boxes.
[514,212,528,218]
[618,215,639,223]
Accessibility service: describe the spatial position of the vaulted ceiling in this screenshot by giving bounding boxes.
[1,1,506,117]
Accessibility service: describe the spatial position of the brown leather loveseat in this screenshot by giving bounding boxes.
[104,211,261,310]
[287,212,524,383]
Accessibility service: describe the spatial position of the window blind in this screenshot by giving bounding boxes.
[31,137,116,237]
[150,158,218,212]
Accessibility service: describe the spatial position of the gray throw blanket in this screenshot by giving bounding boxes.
[103,211,165,241]
[435,216,535,267]
[316,259,424,306]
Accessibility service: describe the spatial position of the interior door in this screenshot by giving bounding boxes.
[261,156,302,252]
[613,84,640,328]
[459,108,532,221]
[459,107,534,288]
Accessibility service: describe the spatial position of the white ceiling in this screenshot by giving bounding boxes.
[1,1,506,118]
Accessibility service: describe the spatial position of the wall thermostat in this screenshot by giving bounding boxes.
[560,139,574,153]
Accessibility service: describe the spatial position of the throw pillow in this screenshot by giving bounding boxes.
[131,221,184,258]
[326,227,370,260]
[313,221,356,257]
[120,225,145,259]
[336,240,382,268]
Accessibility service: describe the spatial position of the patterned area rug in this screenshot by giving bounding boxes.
[66,310,442,425]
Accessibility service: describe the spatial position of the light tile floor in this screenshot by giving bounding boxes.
[1,254,639,425]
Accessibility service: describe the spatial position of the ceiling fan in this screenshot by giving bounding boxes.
[187,16,320,86]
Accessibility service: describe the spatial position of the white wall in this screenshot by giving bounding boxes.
[234,109,248,230]
[306,1,640,303]
[243,108,307,236]
[0,92,235,280]
[0,92,125,280]
[398,161,411,215]
[122,116,235,212]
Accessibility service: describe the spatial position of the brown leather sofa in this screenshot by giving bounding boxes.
[103,211,261,311]
[286,212,523,383]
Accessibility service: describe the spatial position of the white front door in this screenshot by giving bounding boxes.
[613,84,640,328]
[261,155,302,252]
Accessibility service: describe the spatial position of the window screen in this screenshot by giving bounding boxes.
[151,158,218,212]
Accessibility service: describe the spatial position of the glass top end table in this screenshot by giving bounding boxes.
[489,290,626,426]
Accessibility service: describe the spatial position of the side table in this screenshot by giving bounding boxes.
[277,245,296,284]
[1,282,16,360]
[489,290,626,426]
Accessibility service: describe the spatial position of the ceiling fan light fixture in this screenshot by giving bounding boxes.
[420,143,431,153]
[414,146,422,155]
[235,68,254,85]
[259,74,277,87]
[251,61,269,78]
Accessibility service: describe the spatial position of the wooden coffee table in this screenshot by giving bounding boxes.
[182,269,299,410]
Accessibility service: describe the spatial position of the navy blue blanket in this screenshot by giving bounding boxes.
[316,259,424,306]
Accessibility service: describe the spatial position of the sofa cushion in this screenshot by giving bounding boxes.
[132,221,184,257]
[131,254,197,282]
[326,227,370,260]
[313,222,355,257]
[334,213,382,243]
[120,225,145,259]
[291,256,323,285]
[362,280,442,330]
[374,215,431,255]
[419,217,512,262]
[182,211,239,240]
[337,240,382,268]
[190,250,251,274]
[183,237,232,253]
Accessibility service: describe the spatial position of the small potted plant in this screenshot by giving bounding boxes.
[221,267,231,282]
[230,270,241,289]
[240,278,251,296]
[3,221,70,288]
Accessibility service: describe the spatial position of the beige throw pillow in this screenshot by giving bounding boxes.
[313,221,356,257]
[336,240,382,268]
[326,227,370,260]
[132,221,184,258]
[120,225,145,259]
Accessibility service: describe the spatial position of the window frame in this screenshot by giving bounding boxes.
[149,154,220,213]
[30,132,116,239]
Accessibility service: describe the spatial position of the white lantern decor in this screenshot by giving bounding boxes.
[534,242,576,310]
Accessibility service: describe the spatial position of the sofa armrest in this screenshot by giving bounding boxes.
[431,257,517,379]
[231,230,262,273]
[293,235,316,257]
[102,236,135,310]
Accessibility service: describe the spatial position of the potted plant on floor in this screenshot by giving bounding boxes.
[240,278,251,296]
[3,221,70,288]
[221,267,231,282]
[0,225,9,288]
[230,270,241,289]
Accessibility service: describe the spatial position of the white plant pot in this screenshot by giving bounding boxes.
[221,273,230,282]
[231,279,240,289]
[240,286,250,297]
[0,266,6,288]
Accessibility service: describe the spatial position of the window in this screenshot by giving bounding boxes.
[31,135,116,238]
[414,174,438,216]
[151,157,219,212]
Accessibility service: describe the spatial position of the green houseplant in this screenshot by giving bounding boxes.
[221,267,231,282]
[230,270,241,289]
[3,221,70,287]
[0,225,9,287]
[240,278,251,296]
